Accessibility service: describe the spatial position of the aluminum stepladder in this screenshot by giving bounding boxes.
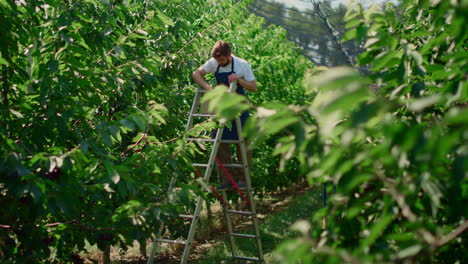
[147,81,263,264]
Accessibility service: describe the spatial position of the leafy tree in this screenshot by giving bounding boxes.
[238,0,467,263]
[0,0,312,262]
[251,0,364,66]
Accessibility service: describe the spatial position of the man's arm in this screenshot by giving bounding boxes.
[228,74,257,92]
[192,67,212,90]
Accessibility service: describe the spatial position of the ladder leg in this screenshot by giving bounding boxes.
[185,89,202,131]
[181,122,225,263]
[220,189,238,257]
[147,177,177,264]
[234,117,264,262]
[150,82,266,263]
[147,222,165,264]
[180,196,203,264]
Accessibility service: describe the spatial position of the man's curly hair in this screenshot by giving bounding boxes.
[211,40,231,58]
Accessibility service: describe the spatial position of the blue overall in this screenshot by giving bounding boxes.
[215,59,249,140]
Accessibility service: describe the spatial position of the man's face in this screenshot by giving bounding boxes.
[215,54,231,67]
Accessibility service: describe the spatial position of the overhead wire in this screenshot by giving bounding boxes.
[254,0,318,16]
[250,3,321,25]
[249,10,319,35]
[251,0,356,66]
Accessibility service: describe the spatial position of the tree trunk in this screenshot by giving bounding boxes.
[103,245,111,264]
[1,65,7,105]
[139,238,147,258]
[206,200,212,224]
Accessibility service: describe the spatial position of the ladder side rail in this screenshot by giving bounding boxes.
[180,195,204,264]
[229,81,238,93]
[219,81,240,257]
[148,87,204,264]
[180,82,233,264]
[234,107,264,262]
[220,179,238,258]
[147,177,177,264]
[181,114,227,263]
[201,125,224,182]
[185,89,203,132]
[235,117,255,209]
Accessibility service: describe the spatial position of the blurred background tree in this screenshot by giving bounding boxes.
[250,0,395,67]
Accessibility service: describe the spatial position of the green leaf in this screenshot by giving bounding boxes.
[360,213,393,250]
[322,88,369,115]
[396,245,423,259]
[217,93,249,122]
[201,85,228,113]
[408,95,442,112]
[364,38,381,49]
[103,183,116,193]
[77,36,91,51]
[356,24,367,43]
[136,29,148,36]
[49,156,63,172]
[101,133,113,146]
[47,59,59,73]
[9,109,24,118]
[131,114,147,130]
[75,11,93,23]
[344,7,359,21]
[264,112,300,135]
[105,55,112,65]
[157,10,174,27]
[408,49,423,66]
[357,51,374,66]
[446,107,468,125]
[0,56,9,66]
[56,195,72,216]
[104,160,120,184]
[342,28,357,42]
[345,18,362,29]
[305,66,362,92]
[120,118,136,131]
[371,50,403,71]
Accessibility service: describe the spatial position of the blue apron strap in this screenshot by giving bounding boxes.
[231,57,234,73]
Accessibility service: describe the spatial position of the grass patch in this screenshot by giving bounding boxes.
[190,186,322,263]
[83,186,323,263]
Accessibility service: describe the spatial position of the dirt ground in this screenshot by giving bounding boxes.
[82,182,312,264]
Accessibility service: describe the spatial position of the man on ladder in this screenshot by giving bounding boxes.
[147,41,262,264]
[192,40,257,191]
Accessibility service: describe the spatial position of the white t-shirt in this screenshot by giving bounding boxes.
[202,55,255,82]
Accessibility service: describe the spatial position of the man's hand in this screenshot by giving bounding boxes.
[192,67,212,90]
[228,73,239,83]
[229,73,257,92]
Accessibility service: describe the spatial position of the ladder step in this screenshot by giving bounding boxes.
[233,255,260,261]
[193,163,208,168]
[197,89,208,93]
[223,164,245,168]
[187,138,215,142]
[220,139,241,144]
[178,214,194,219]
[230,232,256,238]
[186,138,241,144]
[192,113,215,118]
[226,210,253,216]
[155,238,187,245]
[193,163,245,168]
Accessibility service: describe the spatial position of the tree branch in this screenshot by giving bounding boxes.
[312,0,356,67]
[432,220,468,251]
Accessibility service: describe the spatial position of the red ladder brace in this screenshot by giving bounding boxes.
[195,168,228,207]
[215,157,251,207]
